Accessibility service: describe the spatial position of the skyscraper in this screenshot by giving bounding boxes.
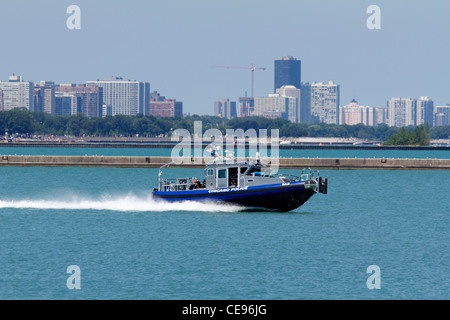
[34,81,56,114]
[214,99,237,119]
[0,75,34,111]
[238,97,254,117]
[387,97,434,127]
[149,91,183,117]
[56,84,103,118]
[54,95,81,116]
[435,105,450,126]
[310,81,340,124]
[253,94,296,121]
[0,89,3,111]
[86,77,150,116]
[415,96,433,127]
[274,56,301,93]
[275,85,300,123]
[338,100,376,126]
[374,107,387,126]
[300,82,311,123]
[387,98,416,127]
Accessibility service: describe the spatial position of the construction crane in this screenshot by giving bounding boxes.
[213,63,266,98]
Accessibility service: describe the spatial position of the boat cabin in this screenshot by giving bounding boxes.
[204,161,276,189]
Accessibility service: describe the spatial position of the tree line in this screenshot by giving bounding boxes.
[0,109,449,143]
[382,125,430,146]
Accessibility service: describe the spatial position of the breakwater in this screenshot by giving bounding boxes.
[1,155,449,170]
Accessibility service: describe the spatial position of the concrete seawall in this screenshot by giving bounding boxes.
[0,155,449,170]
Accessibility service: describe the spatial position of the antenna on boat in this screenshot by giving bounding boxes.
[206,144,221,158]
[159,161,174,178]
[225,149,234,161]
[255,152,260,164]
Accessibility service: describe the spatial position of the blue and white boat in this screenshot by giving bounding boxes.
[152,147,327,212]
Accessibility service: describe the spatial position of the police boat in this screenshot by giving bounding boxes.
[152,146,327,212]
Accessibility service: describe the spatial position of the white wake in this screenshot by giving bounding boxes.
[0,193,243,212]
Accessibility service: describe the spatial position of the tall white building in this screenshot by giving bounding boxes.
[0,75,34,111]
[387,97,433,127]
[310,81,340,124]
[415,96,433,127]
[387,98,416,127]
[253,94,296,121]
[339,100,372,126]
[300,82,311,123]
[275,85,301,123]
[86,77,150,116]
[339,100,387,126]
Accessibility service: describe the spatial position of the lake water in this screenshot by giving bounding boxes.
[1,145,450,159]
[0,147,448,300]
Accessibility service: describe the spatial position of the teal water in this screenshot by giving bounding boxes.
[1,146,450,159]
[0,149,449,299]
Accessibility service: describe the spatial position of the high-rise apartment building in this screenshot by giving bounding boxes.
[435,105,450,126]
[54,95,81,116]
[34,81,56,114]
[275,85,300,123]
[253,94,296,121]
[149,100,183,117]
[214,99,237,119]
[274,56,301,93]
[86,77,150,116]
[149,91,183,117]
[339,100,387,126]
[310,81,340,124]
[56,84,103,118]
[300,82,311,123]
[339,100,376,126]
[434,113,445,127]
[387,97,434,127]
[238,97,254,117]
[415,96,434,127]
[387,98,416,127]
[0,75,34,111]
[374,107,387,126]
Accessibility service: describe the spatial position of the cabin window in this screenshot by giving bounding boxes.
[207,169,214,176]
[218,169,226,179]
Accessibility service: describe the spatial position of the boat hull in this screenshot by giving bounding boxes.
[152,181,316,212]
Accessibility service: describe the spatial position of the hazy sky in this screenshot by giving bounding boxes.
[1,0,449,115]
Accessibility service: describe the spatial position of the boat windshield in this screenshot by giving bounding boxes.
[246,166,271,176]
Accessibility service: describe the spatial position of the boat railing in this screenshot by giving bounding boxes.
[159,177,200,191]
[300,168,320,182]
[266,173,301,183]
[261,168,320,183]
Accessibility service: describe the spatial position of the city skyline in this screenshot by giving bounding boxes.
[1,72,449,128]
[1,1,449,116]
